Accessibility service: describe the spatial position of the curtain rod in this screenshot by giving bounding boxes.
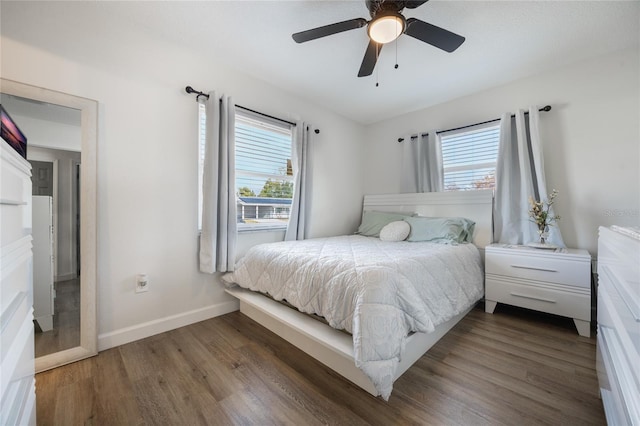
[397,105,551,143]
[185,86,321,134]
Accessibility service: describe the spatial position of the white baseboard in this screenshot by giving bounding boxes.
[98,300,239,351]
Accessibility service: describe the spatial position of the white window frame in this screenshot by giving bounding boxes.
[197,104,293,233]
[440,122,500,192]
[235,110,294,232]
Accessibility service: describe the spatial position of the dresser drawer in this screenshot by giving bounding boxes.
[0,318,35,426]
[0,141,31,205]
[599,227,640,290]
[599,266,640,357]
[597,328,635,426]
[486,276,591,320]
[1,205,31,249]
[0,236,33,314]
[486,251,590,288]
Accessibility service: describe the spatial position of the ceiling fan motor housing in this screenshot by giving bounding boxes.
[366,0,405,18]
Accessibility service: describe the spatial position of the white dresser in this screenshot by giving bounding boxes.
[0,139,36,425]
[485,243,592,337]
[597,226,640,426]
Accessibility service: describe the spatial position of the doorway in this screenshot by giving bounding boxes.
[28,149,82,357]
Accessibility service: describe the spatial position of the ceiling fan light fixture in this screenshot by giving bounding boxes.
[368,13,405,44]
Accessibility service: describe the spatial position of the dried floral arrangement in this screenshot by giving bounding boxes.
[528,189,560,244]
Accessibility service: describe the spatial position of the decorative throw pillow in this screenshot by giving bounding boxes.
[379,220,411,242]
[403,216,476,244]
[356,211,413,237]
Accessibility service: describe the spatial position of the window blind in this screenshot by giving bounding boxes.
[441,123,500,191]
[235,111,293,199]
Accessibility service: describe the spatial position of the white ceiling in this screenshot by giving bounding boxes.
[3,1,639,124]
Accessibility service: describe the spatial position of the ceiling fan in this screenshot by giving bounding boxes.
[292,0,465,77]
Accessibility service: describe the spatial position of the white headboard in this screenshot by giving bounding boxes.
[362,190,494,249]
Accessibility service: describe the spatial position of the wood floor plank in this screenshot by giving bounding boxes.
[459,322,597,369]
[418,356,566,426]
[52,378,96,425]
[164,326,245,401]
[221,314,420,425]
[237,341,369,426]
[471,305,596,353]
[441,352,604,424]
[92,348,146,425]
[36,305,606,425]
[392,369,496,426]
[448,327,587,374]
[446,335,600,398]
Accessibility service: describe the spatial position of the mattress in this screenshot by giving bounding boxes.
[222,235,483,399]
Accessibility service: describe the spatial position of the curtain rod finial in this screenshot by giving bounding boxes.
[542,105,551,112]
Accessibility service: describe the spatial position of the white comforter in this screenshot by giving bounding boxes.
[222,235,483,400]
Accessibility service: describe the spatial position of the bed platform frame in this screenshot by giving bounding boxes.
[225,190,494,397]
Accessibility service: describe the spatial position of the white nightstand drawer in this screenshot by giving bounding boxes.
[486,251,590,288]
[486,276,591,321]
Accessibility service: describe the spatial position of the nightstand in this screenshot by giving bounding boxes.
[484,243,592,337]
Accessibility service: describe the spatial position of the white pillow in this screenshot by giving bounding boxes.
[379,220,411,242]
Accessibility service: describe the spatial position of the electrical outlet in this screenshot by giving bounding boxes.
[136,274,149,293]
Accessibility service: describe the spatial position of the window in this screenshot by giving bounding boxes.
[197,105,293,232]
[440,123,500,191]
[235,110,293,231]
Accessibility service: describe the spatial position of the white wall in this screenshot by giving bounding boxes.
[363,48,640,256]
[1,6,366,350]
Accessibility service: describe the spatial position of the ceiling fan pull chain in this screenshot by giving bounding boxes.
[395,36,399,69]
[376,43,380,87]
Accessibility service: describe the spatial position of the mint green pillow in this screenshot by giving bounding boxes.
[403,216,476,244]
[356,211,413,237]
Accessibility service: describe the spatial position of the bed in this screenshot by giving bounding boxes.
[223,190,493,399]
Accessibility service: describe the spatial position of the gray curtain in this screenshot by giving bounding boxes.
[401,132,443,193]
[285,122,311,241]
[494,107,565,246]
[199,92,237,273]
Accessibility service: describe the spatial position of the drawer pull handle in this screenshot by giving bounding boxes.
[511,264,558,273]
[510,292,557,303]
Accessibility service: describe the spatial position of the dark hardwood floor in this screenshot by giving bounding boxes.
[35,303,606,425]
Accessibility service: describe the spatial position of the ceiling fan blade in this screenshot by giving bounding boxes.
[405,18,465,52]
[358,40,382,77]
[404,0,429,9]
[292,18,368,43]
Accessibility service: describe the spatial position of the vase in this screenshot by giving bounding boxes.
[537,227,549,244]
[525,226,557,249]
